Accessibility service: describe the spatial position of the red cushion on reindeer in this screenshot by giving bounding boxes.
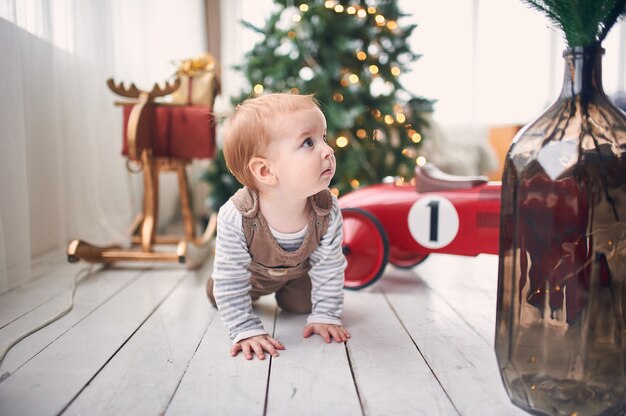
[121,104,216,160]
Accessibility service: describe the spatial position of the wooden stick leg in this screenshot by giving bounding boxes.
[177,163,196,241]
[140,149,158,252]
[129,213,143,237]
[67,240,122,263]
[67,239,182,264]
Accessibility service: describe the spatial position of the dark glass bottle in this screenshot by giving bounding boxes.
[495,46,626,415]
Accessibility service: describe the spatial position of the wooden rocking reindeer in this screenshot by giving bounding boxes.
[67,78,217,268]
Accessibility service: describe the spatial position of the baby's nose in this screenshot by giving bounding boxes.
[322,143,334,157]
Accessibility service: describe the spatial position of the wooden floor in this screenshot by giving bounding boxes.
[0,249,526,416]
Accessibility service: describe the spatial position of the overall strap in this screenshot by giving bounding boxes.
[231,187,259,247]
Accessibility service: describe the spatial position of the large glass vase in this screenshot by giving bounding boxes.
[495,46,626,415]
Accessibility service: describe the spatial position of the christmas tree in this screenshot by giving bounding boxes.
[204,0,433,211]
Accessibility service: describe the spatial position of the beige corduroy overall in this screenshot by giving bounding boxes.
[207,187,332,313]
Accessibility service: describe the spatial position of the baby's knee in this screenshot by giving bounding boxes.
[206,278,217,308]
[276,295,311,314]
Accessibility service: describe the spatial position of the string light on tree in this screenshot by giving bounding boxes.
[408,130,422,143]
[402,148,416,158]
[333,93,344,102]
[336,135,349,147]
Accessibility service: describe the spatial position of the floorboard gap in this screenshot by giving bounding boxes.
[424,282,492,347]
[163,310,218,413]
[344,342,366,416]
[262,306,279,416]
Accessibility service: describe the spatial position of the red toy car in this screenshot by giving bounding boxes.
[339,164,502,289]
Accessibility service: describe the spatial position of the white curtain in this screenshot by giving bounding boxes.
[0,0,207,294]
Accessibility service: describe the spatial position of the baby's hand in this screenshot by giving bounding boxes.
[303,323,351,343]
[231,334,285,360]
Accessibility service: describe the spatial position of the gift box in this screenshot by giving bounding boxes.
[170,53,220,107]
[171,72,219,107]
[121,104,216,160]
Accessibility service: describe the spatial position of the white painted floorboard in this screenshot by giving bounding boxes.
[343,290,458,415]
[265,311,362,416]
[380,259,525,416]
[0,262,95,329]
[0,267,142,375]
[64,264,214,416]
[0,267,187,416]
[0,253,523,416]
[165,296,277,416]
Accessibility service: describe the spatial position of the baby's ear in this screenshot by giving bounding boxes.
[248,157,277,186]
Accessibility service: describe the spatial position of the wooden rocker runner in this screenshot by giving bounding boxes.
[67,78,217,268]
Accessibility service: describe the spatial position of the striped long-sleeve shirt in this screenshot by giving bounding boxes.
[211,195,347,343]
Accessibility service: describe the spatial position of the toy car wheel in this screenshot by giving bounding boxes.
[389,252,429,269]
[341,208,389,290]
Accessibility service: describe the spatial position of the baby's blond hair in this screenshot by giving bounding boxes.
[222,93,320,190]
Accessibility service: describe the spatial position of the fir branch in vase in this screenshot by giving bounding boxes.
[521,0,626,46]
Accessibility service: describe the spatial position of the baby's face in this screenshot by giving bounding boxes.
[265,107,334,198]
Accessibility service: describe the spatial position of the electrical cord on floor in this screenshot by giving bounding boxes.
[0,265,94,364]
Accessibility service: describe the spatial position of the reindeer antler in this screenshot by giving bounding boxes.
[149,78,181,99]
[107,78,141,98]
[106,77,181,101]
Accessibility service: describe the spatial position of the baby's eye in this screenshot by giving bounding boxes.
[323,134,327,142]
[302,138,314,148]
